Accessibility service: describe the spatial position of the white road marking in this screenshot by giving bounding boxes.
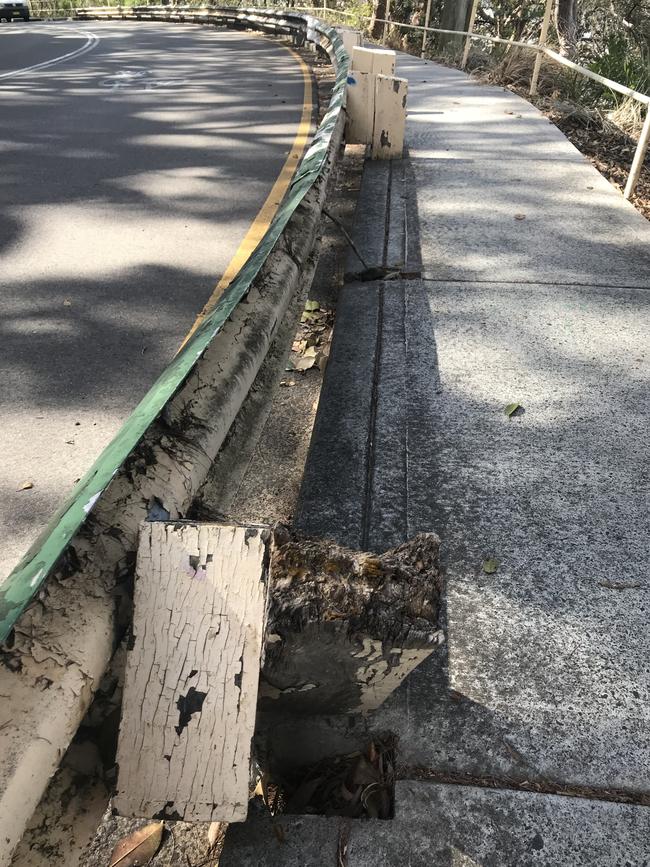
[0,26,99,80]
[100,67,187,90]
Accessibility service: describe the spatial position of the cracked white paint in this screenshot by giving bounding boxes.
[114,522,268,823]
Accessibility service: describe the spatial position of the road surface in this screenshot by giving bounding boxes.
[0,20,310,579]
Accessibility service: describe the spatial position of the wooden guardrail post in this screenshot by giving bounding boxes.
[346,46,407,158]
[115,522,270,822]
[372,74,408,159]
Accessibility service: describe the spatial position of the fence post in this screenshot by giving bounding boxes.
[624,105,650,200]
[460,0,479,69]
[420,0,432,58]
[530,0,553,96]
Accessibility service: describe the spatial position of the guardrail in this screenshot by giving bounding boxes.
[0,12,347,862]
[0,6,346,644]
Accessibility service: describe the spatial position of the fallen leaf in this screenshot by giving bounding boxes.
[280,379,297,387]
[482,558,500,574]
[504,402,522,417]
[294,355,316,372]
[17,481,34,491]
[303,345,317,358]
[109,822,163,867]
[514,213,526,221]
[63,298,72,307]
[304,300,320,312]
[292,339,306,353]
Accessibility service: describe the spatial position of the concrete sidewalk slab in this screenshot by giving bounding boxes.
[229,51,650,865]
[221,783,650,865]
[399,54,650,287]
[344,158,422,280]
[356,782,650,866]
[300,278,650,793]
[413,156,650,285]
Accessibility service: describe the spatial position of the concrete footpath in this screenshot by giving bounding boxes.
[221,53,650,864]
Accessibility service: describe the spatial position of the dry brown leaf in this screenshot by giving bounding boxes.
[63,298,72,307]
[294,356,316,372]
[17,481,34,491]
[514,213,526,221]
[109,821,163,867]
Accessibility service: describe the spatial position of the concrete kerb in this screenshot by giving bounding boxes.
[0,12,346,865]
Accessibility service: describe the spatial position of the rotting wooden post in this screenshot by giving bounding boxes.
[346,69,375,144]
[420,0,433,58]
[624,106,650,200]
[259,530,444,716]
[114,522,270,823]
[460,0,480,69]
[530,0,553,96]
[351,45,396,75]
[371,74,408,159]
[346,47,398,148]
[338,27,362,58]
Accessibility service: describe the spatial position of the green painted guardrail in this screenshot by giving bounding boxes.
[0,8,348,642]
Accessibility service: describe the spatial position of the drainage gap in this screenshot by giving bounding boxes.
[258,734,397,820]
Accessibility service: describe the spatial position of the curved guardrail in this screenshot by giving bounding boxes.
[0,8,348,640]
[0,12,348,864]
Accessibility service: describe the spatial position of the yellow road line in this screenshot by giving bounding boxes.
[178,45,314,350]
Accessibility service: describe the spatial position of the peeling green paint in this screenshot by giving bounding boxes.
[0,13,348,642]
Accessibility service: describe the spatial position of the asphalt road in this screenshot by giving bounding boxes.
[0,20,310,579]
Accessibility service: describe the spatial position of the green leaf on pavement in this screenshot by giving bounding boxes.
[304,300,320,312]
[482,558,500,574]
[504,402,521,417]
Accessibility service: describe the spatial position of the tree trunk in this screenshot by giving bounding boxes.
[370,0,388,40]
[555,0,578,57]
[439,0,472,55]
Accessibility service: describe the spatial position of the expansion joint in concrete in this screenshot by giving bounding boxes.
[399,767,650,810]
[360,281,384,551]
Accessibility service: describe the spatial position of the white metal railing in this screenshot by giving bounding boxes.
[290,1,650,200]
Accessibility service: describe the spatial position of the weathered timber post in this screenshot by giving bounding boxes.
[115,522,270,823]
[115,524,442,823]
[346,47,407,159]
[259,529,443,715]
